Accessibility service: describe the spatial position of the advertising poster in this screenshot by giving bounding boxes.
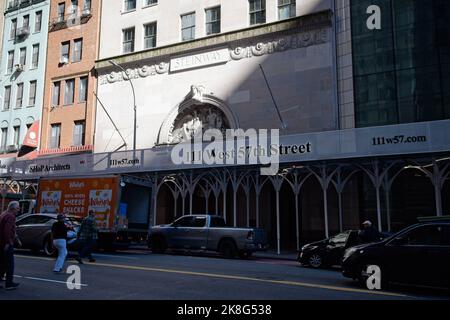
[88,190,113,229]
[37,177,119,229]
[40,191,61,213]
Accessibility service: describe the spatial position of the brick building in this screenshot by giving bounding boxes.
[39,0,100,156]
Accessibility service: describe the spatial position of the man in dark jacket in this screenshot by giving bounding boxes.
[0,201,21,290]
[76,210,98,264]
[358,220,382,244]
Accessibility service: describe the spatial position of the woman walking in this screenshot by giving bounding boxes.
[51,214,68,273]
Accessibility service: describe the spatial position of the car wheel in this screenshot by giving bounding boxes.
[43,237,56,257]
[151,236,167,254]
[308,254,323,268]
[219,240,238,259]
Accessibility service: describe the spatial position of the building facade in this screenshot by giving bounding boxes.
[0,0,5,65]
[1,0,450,254]
[39,0,100,156]
[0,0,49,156]
[89,0,450,253]
[349,0,450,128]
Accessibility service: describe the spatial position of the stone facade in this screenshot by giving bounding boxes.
[95,10,338,153]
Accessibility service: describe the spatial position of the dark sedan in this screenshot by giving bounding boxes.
[298,230,361,268]
[342,218,450,290]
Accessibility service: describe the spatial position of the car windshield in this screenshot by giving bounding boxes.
[330,231,350,244]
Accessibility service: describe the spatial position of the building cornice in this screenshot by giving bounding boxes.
[95,10,333,70]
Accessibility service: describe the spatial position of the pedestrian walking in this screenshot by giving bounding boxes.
[0,201,21,290]
[52,214,68,273]
[76,210,98,264]
[358,220,382,244]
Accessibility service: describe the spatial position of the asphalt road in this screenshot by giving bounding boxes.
[0,249,449,300]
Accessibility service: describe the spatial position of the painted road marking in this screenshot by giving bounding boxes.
[14,275,88,287]
[16,255,408,298]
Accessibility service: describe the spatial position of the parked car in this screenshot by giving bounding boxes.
[342,217,450,290]
[148,214,268,258]
[298,230,392,268]
[298,230,360,268]
[15,213,82,256]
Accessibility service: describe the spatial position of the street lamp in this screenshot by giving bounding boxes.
[108,60,137,155]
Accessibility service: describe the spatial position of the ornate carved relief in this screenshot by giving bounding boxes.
[168,105,230,144]
[157,85,238,145]
[100,62,170,85]
[230,28,329,61]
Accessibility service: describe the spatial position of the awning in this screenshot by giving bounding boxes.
[18,120,39,158]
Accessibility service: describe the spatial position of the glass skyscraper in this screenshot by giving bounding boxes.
[351,0,450,127]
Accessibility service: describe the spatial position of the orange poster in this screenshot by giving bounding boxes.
[37,176,119,230]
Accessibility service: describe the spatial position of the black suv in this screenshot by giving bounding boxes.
[342,217,450,290]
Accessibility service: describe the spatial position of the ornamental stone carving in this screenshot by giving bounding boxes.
[229,28,329,61]
[168,105,230,144]
[100,62,170,84]
[99,28,329,85]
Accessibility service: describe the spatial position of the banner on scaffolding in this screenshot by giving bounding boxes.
[2,119,450,179]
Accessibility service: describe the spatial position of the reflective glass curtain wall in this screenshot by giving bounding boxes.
[351,0,450,127]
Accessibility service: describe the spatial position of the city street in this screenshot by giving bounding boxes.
[1,249,448,300]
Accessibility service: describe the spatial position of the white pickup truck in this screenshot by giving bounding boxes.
[148,215,268,258]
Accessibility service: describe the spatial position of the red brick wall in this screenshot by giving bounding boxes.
[40,0,101,152]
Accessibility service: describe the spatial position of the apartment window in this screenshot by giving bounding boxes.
[3,87,11,110]
[16,83,24,109]
[64,79,75,105]
[19,47,27,66]
[144,23,157,49]
[73,121,85,146]
[7,51,14,74]
[79,77,88,102]
[124,0,136,12]
[10,19,17,39]
[122,28,135,53]
[206,7,221,35]
[32,44,40,68]
[50,124,61,149]
[249,0,266,25]
[22,15,30,29]
[84,0,92,10]
[69,0,78,18]
[52,81,61,106]
[1,128,7,150]
[144,0,157,6]
[57,3,66,22]
[13,126,20,146]
[181,13,195,41]
[35,11,42,32]
[73,38,83,62]
[278,0,296,20]
[61,41,70,63]
[29,81,37,106]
